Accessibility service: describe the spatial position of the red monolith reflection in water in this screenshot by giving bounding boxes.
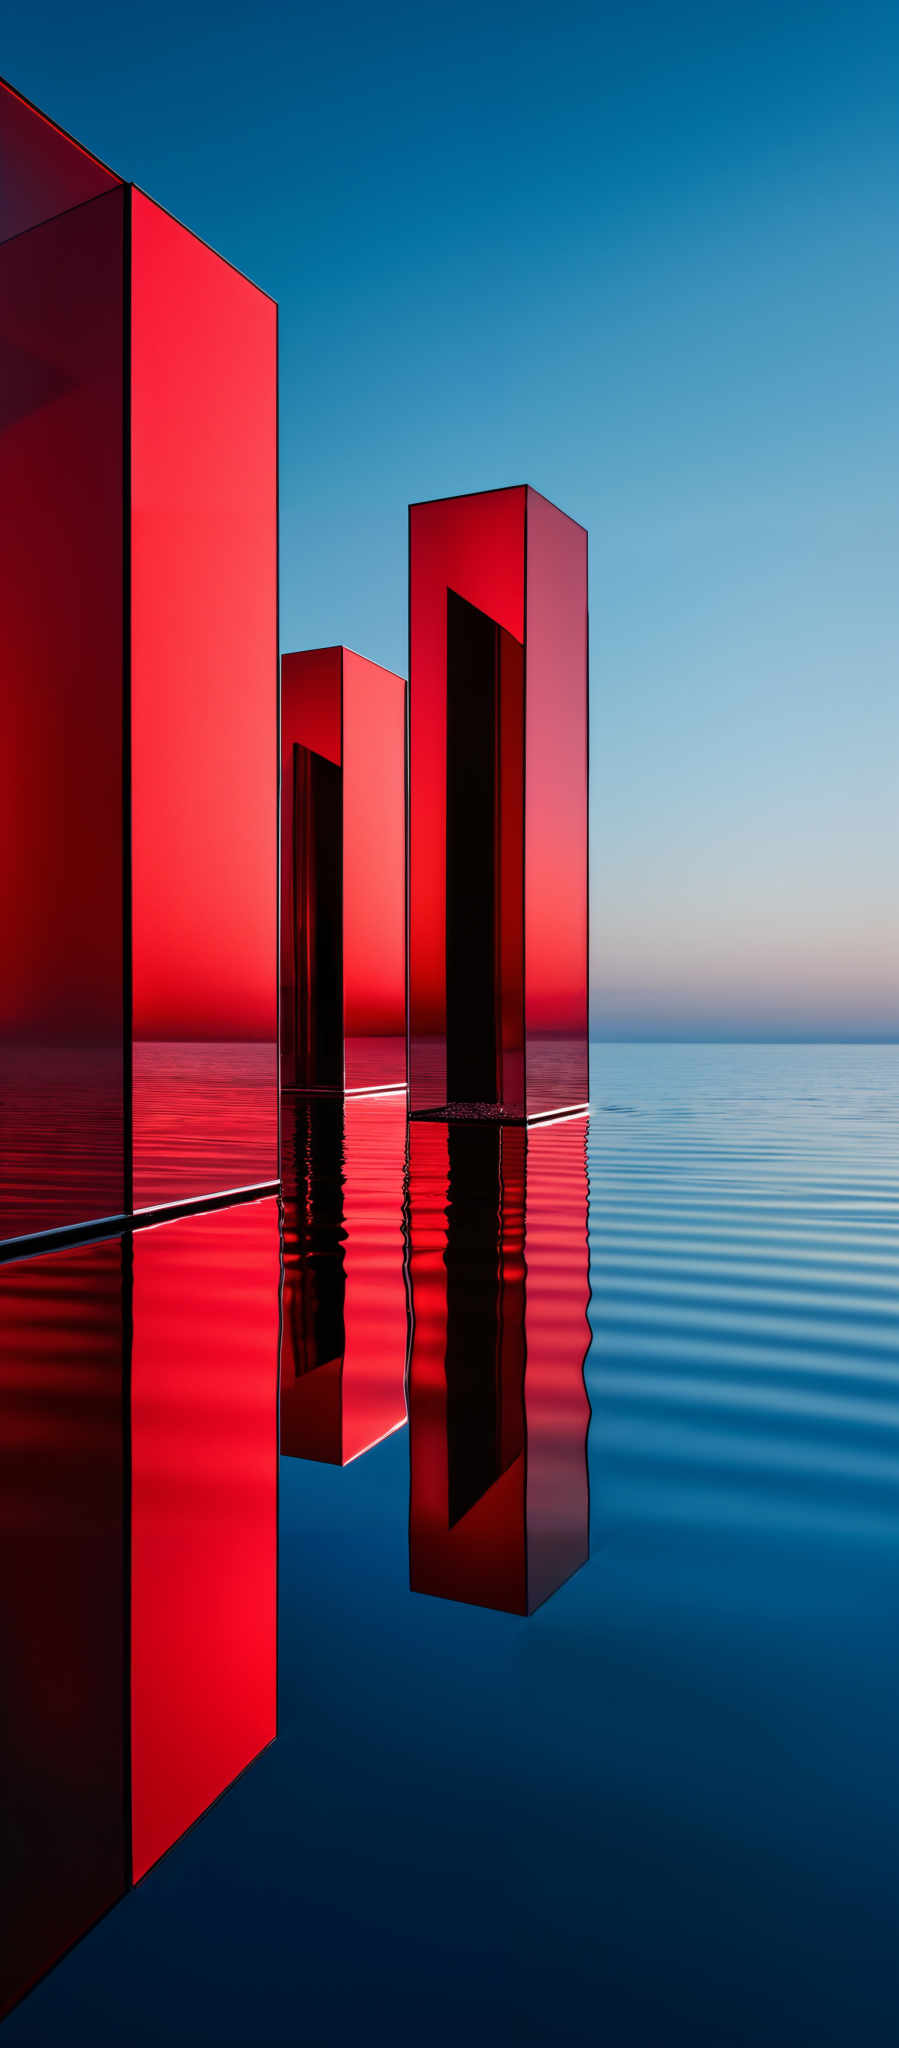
[407,1114,591,1615]
[280,1092,408,1465]
[0,1196,280,2018]
[130,1199,279,1881]
[280,647,406,1097]
[0,1238,127,2023]
[408,486,588,1123]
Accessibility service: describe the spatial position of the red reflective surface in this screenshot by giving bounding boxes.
[0,186,126,1244]
[0,1239,127,2022]
[0,1199,279,2016]
[130,1199,279,1881]
[0,75,119,246]
[280,648,405,1095]
[130,190,278,1207]
[342,650,406,1091]
[408,486,588,1121]
[406,1115,590,1614]
[280,1092,407,1464]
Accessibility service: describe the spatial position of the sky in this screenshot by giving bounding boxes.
[6,1,897,1038]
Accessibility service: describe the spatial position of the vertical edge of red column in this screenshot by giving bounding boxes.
[275,297,281,1188]
[523,488,590,1120]
[339,645,346,1093]
[130,193,278,1209]
[122,183,133,1221]
[342,648,407,1093]
[405,504,413,1112]
[521,1116,591,1614]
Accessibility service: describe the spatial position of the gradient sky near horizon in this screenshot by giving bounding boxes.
[7,1,897,1038]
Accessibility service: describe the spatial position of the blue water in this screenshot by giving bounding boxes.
[4,1044,899,2044]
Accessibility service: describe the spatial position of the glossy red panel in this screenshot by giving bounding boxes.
[130,1199,279,1882]
[0,188,126,1243]
[0,1239,126,2021]
[408,489,525,1114]
[130,190,278,1207]
[407,1117,590,1614]
[280,1092,407,1464]
[524,490,589,1116]
[280,647,406,1095]
[0,76,120,247]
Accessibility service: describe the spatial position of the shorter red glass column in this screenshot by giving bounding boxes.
[281,647,406,1096]
[406,1114,591,1615]
[408,486,589,1122]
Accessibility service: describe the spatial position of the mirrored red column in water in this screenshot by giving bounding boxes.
[406,1116,591,1615]
[0,1197,279,2021]
[280,1092,409,1465]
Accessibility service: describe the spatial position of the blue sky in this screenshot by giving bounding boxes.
[7,1,897,1037]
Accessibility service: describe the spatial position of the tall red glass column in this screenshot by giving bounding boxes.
[0,77,278,1250]
[281,647,406,1097]
[406,1115,591,1615]
[408,485,588,1123]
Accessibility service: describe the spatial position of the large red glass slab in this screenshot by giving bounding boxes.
[0,75,119,246]
[280,1092,407,1463]
[408,486,588,1121]
[280,647,405,1095]
[0,185,126,1245]
[0,1238,127,2021]
[406,1115,590,1614]
[1,78,280,1248]
[130,1199,279,1881]
[130,189,278,1210]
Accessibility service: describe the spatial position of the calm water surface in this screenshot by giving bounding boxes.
[3,1044,899,2044]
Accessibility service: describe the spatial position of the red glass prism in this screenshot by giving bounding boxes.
[408,485,589,1122]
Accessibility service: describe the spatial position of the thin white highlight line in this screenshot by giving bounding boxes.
[344,1084,408,1098]
[133,1180,279,1218]
[527,1104,591,1128]
[341,1416,408,1465]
